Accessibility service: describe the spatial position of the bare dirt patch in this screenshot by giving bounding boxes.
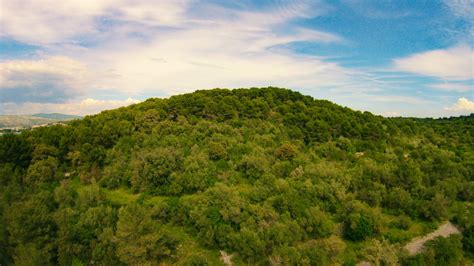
[220,250,233,266]
[404,221,460,255]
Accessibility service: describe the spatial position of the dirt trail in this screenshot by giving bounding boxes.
[220,250,233,266]
[404,221,460,255]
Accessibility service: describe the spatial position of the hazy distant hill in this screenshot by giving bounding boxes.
[31,113,81,120]
[0,113,81,129]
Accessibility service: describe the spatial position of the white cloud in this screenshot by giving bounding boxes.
[114,0,193,26]
[0,0,193,44]
[380,111,401,117]
[445,97,474,112]
[393,45,474,80]
[441,0,474,42]
[0,0,346,95]
[0,56,92,103]
[13,1,351,92]
[444,0,474,20]
[65,1,354,97]
[1,0,371,115]
[0,0,108,44]
[3,0,453,118]
[429,83,473,92]
[90,28,349,96]
[344,0,413,19]
[0,98,141,116]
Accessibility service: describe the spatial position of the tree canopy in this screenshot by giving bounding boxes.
[0,87,472,265]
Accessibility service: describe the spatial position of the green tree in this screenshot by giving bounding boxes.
[115,204,178,265]
[462,226,474,257]
[13,243,49,266]
[24,156,59,185]
[300,206,334,238]
[5,193,56,264]
[238,154,269,180]
[275,143,297,160]
[342,201,381,241]
[361,239,398,266]
[426,235,463,266]
[131,148,183,192]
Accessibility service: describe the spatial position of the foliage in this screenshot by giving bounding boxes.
[402,235,464,266]
[0,87,472,264]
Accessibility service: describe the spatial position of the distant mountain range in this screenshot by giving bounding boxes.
[0,113,81,129]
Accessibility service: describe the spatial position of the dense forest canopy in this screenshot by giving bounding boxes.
[0,87,473,265]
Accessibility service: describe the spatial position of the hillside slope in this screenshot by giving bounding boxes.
[0,88,472,265]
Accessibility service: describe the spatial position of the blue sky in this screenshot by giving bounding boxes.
[0,0,472,117]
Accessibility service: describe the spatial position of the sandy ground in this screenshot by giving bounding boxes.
[404,221,461,255]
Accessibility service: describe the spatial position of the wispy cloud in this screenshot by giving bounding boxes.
[84,19,349,96]
[343,0,413,19]
[444,0,474,19]
[380,111,401,117]
[0,56,91,103]
[443,0,474,39]
[393,45,474,81]
[0,98,140,116]
[1,0,357,97]
[0,0,194,44]
[429,82,473,92]
[0,0,472,117]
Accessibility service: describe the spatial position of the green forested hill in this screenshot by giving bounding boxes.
[0,88,473,265]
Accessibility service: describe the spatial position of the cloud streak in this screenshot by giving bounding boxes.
[443,0,474,39]
[0,0,195,45]
[0,0,472,117]
[0,98,141,116]
[393,45,474,81]
[1,0,356,100]
[429,82,473,92]
[0,56,91,103]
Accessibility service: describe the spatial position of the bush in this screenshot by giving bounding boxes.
[342,202,381,241]
[462,226,474,257]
